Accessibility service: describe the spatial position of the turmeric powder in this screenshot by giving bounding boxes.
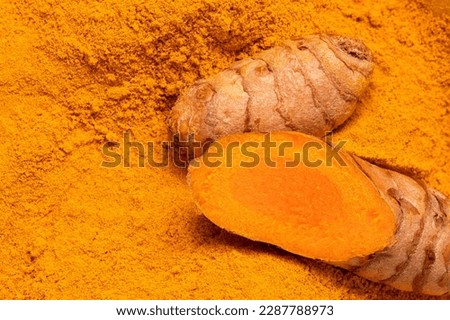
[0,0,448,299]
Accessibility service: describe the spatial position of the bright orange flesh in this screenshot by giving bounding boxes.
[189,132,396,263]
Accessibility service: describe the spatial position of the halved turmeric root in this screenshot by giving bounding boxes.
[188,132,450,295]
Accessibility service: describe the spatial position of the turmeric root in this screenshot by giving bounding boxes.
[170,34,373,159]
[188,132,450,295]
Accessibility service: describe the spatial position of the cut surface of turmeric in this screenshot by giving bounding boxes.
[189,132,396,262]
[188,132,450,295]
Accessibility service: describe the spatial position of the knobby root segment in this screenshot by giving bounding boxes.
[170,34,373,160]
[188,132,450,296]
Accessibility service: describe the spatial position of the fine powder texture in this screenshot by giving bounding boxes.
[0,0,449,299]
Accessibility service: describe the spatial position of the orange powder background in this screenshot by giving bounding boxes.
[0,0,448,299]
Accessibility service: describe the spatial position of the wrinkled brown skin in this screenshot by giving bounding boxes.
[170,34,373,160]
[336,155,450,296]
